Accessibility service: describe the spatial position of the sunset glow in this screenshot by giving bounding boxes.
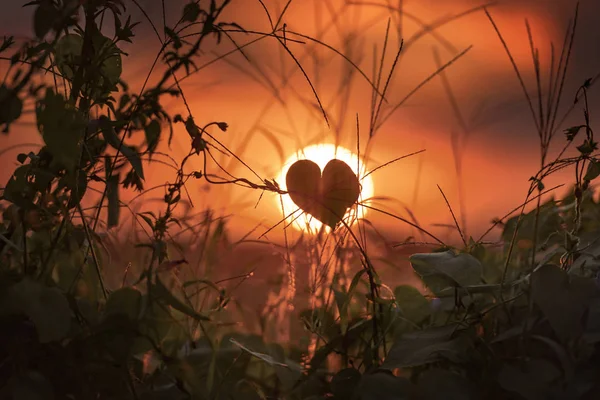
[275,144,374,233]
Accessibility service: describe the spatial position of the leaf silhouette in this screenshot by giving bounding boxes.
[285,159,360,229]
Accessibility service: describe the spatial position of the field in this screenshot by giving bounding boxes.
[1,0,600,399]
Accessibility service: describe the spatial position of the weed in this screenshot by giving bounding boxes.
[1,1,600,399]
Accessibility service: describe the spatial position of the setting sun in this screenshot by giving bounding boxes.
[275,144,374,233]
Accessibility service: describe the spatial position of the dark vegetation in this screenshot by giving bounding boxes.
[1,0,600,399]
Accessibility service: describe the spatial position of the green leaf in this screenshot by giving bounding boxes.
[104,287,142,321]
[92,32,122,86]
[107,174,120,228]
[54,33,83,81]
[36,89,86,171]
[132,299,175,355]
[531,264,598,341]
[151,275,210,322]
[54,32,122,97]
[394,285,430,324]
[382,324,471,369]
[1,278,71,343]
[501,200,562,253]
[336,269,365,332]
[409,250,483,296]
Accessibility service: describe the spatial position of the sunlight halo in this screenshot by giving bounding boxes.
[275,143,374,233]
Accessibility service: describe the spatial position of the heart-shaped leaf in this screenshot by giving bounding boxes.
[286,159,360,229]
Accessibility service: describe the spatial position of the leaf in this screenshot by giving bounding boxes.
[54,32,122,97]
[107,174,120,228]
[132,299,175,355]
[299,319,370,383]
[229,338,289,367]
[497,360,560,400]
[34,1,58,38]
[115,15,138,43]
[151,275,210,322]
[337,269,366,332]
[286,159,360,229]
[0,84,22,133]
[1,278,71,343]
[501,200,562,251]
[409,250,483,296]
[417,369,473,400]
[165,27,182,49]
[144,119,161,153]
[584,160,600,181]
[182,278,222,294]
[3,165,35,208]
[577,139,597,156]
[36,89,86,171]
[99,117,144,179]
[331,368,362,399]
[185,115,200,137]
[182,1,201,22]
[91,32,122,87]
[529,176,544,191]
[530,335,574,381]
[138,213,155,231]
[564,125,585,141]
[104,287,142,321]
[12,370,54,400]
[382,324,471,369]
[356,371,417,400]
[0,35,15,54]
[531,264,598,341]
[54,33,83,80]
[64,169,88,208]
[394,285,430,324]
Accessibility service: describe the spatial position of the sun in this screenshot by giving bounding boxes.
[275,144,374,233]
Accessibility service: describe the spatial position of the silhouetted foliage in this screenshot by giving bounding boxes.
[1,1,600,399]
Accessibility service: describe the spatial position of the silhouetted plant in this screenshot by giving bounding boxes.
[1,1,600,399]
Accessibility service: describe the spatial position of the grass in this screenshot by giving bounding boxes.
[1,0,600,399]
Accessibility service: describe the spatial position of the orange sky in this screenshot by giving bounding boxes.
[2,0,600,246]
